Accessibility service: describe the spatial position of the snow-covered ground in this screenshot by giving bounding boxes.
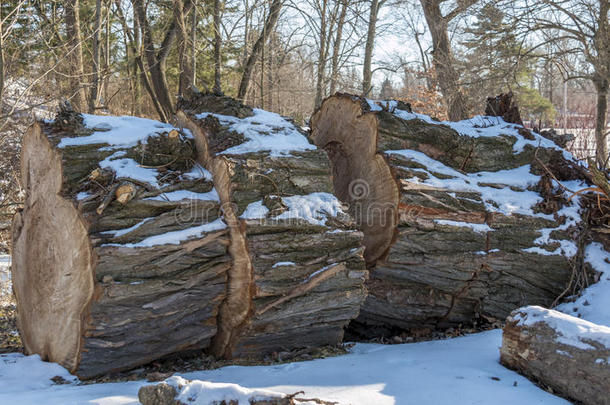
[0,330,570,405]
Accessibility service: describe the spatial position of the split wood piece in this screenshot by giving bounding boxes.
[311,93,588,336]
[12,113,229,379]
[501,306,610,405]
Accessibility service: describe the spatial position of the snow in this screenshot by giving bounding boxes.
[100,151,161,188]
[105,218,226,248]
[165,376,288,404]
[387,149,545,216]
[182,163,213,181]
[57,114,179,148]
[513,306,610,350]
[76,191,91,200]
[434,219,493,233]
[274,192,343,226]
[556,242,610,326]
[241,200,269,219]
[101,217,154,238]
[241,193,344,226]
[195,109,316,156]
[272,262,296,268]
[387,149,585,256]
[0,330,570,405]
[145,189,220,202]
[367,99,567,154]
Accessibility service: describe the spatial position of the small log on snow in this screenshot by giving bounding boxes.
[311,93,590,336]
[12,105,230,378]
[177,93,367,359]
[138,376,336,405]
[501,306,610,405]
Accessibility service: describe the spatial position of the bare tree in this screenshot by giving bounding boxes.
[213,0,223,94]
[89,0,102,113]
[329,0,348,95]
[362,0,386,96]
[418,0,477,120]
[237,0,283,100]
[65,0,88,111]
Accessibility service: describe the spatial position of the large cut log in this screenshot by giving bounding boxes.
[310,93,591,335]
[501,306,610,405]
[12,97,367,378]
[12,104,231,378]
[177,93,367,358]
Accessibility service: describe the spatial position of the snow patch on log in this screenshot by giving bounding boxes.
[367,99,568,154]
[163,376,289,405]
[58,114,182,148]
[100,151,163,187]
[196,109,316,156]
[512,306,610,350]
[105,218,227,248]
[144,189,220,202]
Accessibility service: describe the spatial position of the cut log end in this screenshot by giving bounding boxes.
[12,124,94,372]
[310,95,399,267]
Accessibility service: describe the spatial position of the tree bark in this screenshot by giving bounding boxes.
[237,0,282,100]
[311,94,588,335]
[419,0,470,121]
[501,306,610,405]
[64,0,87,111]
[89,0,102,113]
[593,77,609,168]
[213,0,222,95]
[329,0,347,95]
[361,0,380,97]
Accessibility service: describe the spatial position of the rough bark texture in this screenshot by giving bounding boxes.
[311,94,589,337]
[12,104,229,379]
[501,307,610,405]
[177,92,368,359]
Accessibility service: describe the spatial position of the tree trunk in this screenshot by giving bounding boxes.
[361,0,379,97]
[329,0,347,95]
[501,306,610,405]
[593,77,609,168]
[314,0,329,109]
[311,94,589,336]
[212,0,222,95]
[175,0,193,98]
[419,0,468,121]
[64,0,87,111]
[237,0,282,100]
[89,0,102,113]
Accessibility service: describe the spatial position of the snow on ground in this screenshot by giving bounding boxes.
[557,242,610,326]
[0,330,569,405]
[195,109,316,156]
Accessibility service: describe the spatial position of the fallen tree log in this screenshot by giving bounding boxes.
[177,93,367,358]
[501,306,610,405]
[310,93,591,335]
[12,96,367,378]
